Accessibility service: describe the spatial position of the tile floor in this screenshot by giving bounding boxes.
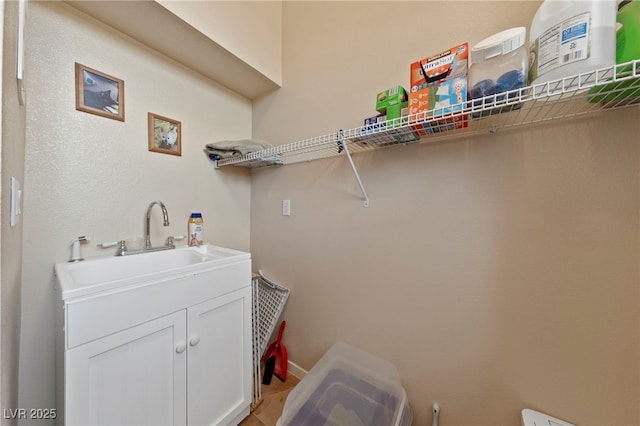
[240,374,300,426]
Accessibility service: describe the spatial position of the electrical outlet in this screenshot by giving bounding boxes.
[282,199,291,216]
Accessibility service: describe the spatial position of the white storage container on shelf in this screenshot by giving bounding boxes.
[277,342,412,426]
[528,0,617,88]
[468,27,528,115]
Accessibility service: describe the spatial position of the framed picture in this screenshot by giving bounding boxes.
[148,113,182,156]
[75,63,124,121]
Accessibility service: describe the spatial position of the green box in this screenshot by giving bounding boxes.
[376,85,408,113]
[385,101,406,124]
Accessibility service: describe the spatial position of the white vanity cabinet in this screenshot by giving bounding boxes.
[187,287,252,426]
[56,246,252,426]
[65,310,188,425]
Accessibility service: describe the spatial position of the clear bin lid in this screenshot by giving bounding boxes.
[471,27,526,64]
[279,342,408,426]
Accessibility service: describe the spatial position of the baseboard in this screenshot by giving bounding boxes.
[287,360,307,379]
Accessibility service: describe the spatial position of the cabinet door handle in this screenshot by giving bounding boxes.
[175,343,187,354]
[189,336,200,347]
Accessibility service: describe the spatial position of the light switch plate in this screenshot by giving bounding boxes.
[282,199,291,216]
[10,177,22,227]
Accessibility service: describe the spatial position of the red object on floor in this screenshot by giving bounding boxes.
[263,321,288,382]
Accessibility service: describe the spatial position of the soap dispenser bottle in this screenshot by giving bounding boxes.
[188,213,203,246]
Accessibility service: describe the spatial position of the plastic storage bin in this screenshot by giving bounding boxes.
[469,27,528,102]
[277,342,412,426]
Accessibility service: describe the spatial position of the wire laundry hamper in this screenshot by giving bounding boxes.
[251,270,290,408]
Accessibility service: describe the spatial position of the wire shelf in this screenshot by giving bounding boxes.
[216,60,640,169]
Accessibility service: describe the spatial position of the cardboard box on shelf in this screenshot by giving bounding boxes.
[357,102,419,145]
[408,76,468,136]
[408,76,467,115]
[387,101,420,142]
[410,114,468,136]
[375,85,408,113]
[385,101,407,127]
[363,113,386,133]
[410,42,469,92]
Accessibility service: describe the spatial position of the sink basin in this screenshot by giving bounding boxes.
[55,244,250,300]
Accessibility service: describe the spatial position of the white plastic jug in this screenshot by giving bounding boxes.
[529,0,617,86]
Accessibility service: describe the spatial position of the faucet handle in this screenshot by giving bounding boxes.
[115,240,127,256]
[166,236,176,248]
[97,241,119,248]
[98,240,127,256]
[166,235,185,248]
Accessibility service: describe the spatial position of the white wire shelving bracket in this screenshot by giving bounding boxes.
[337,129,369,207]
[214,60,640,202]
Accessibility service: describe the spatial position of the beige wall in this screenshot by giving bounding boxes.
[157,0,282,86]
[10,1,640,425]
[251,2,640,425]
[1,1,26,424]
[19,2,252,420]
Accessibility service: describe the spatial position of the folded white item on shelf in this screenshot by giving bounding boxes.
[205,139,273,158]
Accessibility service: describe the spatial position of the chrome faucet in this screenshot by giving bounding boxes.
[145,200,170,250]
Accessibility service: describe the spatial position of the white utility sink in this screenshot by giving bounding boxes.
[55,244,250,300]
[56,241,253,425]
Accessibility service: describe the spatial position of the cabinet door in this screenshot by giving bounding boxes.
[65,311,187,426]
[187,286,252,426]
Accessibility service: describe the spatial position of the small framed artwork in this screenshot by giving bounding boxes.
[148,112,182,156]
[75,63,124,121]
